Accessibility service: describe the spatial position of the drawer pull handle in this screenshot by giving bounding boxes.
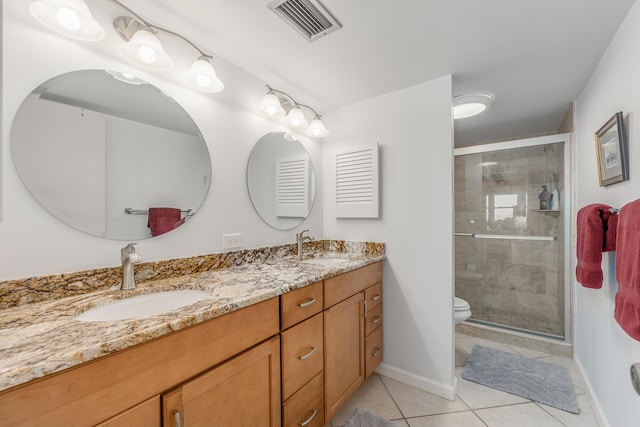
[173,410,183,427]
[371,347,382,357]
[299,409,318,426]
[298,298,317,308]
[372,294,381,301]
[299,346,317,361]
[371,316,381,325]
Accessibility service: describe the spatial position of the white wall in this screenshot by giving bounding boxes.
[0,2,323,280]
[323,76,456,398]
[575,1,640,426]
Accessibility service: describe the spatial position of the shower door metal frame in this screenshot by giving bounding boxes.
[454,133,572,343]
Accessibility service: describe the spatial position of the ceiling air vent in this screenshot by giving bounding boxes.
[268,0,342,42]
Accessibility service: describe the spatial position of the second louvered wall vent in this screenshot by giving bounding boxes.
[333,143,379,218]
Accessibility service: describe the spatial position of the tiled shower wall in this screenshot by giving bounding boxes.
[454,143,565,337]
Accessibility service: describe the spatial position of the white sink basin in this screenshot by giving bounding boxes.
[301,257,349,265]
[76,290,210,322]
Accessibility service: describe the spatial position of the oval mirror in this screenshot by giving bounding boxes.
[11,70,211,240]
[247,132,316,230]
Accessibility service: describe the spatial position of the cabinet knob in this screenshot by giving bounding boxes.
[371,294,381,301]
[371,347,382,357]
[298,298,317,308]
[371,316,381,325]
[299,409,318,426]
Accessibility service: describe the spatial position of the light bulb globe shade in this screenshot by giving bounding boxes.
[57,7,81,31]
[118,28,173,71]
[30,0,105,41]
[453,102,487,119]
[287,107,309,129]
[186,57,224,93]
[306,117,329,138]
[453,92,494,119]
[259,93,285,116]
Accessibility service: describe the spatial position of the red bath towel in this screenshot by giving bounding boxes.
[147,207,182,236]
[614,199,640,341]
[576,204,617,289]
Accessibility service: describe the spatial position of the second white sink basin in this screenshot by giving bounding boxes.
[301,257,349,265]
[75,290,210,322]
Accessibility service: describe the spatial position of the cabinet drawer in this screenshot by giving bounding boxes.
[365,327,383,379]
[281,313,324,400]
[281,281,323,330]
[324,262,382,308]
[365,282,382,311]
[282,372,324,427]
[365,303,382,337]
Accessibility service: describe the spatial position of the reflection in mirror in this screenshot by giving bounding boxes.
[247,132,316,230]
[11,70,211,240]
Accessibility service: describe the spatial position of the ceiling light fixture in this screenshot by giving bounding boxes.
[453,92,495,119]
[259,85,329,138]
[29,0,224,93]
[30,0,105,41]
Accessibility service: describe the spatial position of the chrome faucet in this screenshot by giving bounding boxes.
[296,230,314,260]
[120,243,142,290]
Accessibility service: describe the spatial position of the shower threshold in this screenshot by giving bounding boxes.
[457,320,572,358]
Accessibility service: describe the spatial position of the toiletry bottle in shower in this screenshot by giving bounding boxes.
[551,188,560,210]
[539,186,550,210]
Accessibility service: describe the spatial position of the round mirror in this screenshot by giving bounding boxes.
[247,132,316,230]
[11,70,211,240]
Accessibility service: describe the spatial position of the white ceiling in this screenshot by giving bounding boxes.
[88,0,634,146]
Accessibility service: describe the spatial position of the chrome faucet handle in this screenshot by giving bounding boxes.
[297,230,310,239]
[121,243,137,259]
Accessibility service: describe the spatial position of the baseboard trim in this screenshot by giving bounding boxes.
[375,362,457,401]
[573,355,610,427]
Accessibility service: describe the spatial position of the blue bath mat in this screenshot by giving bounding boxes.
[344,408,396,427]
[462,344,579,414]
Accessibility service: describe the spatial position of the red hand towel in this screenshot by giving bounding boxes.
[614,199,640,341]
[576,204,613,289]
[147,207,182,237]
[603,209,619,252]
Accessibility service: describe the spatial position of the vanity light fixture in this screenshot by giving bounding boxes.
[286,106,309,129]
[259,85,329,138]
[29,0,224,93]
[115,19,173,71]
[30,0,105,41]
[259,89,286,116]
[453,92,495,119]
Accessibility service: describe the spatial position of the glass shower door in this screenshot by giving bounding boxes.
[454,141,565,338]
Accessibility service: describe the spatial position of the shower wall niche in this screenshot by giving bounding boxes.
[454,137,568,339]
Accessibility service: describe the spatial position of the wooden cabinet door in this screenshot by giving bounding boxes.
[162,337,280,427]
[323,292,365,422]
[95,396,160,427]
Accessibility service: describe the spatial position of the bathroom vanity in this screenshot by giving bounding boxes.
[0,248,383,427]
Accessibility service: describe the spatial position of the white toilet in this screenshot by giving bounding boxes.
[454,297,472,324]
[454,268,480,324]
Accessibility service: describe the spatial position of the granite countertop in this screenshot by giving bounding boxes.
[0,252,384,393]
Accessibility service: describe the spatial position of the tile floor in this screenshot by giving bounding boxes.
[325,333,599,427]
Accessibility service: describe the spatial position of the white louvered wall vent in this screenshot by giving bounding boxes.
[267,0,342,42]
[275,155,310,218]
[332,143,379,218]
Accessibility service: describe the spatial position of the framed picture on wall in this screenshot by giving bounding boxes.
[595,111,629,186]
